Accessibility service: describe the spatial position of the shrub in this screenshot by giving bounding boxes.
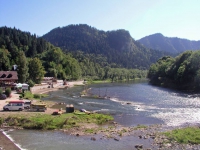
[0,87,3,95]
[33,94,41,99]
[5,88,11,97]
[0,117,3,126]
[27,80,35,88]
[23,91,33,99]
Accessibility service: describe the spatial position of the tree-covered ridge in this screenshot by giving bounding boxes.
[43,24,170,69]
[147,50,200,91]
[0,26,52,58]
[0,26,147,84]
[0,26,81,84]
[138,33,200,54]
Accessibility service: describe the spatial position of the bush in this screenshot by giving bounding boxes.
[23,91,33,99]
[0,87,3,95]
[33,94,41,99]
[5,88,11,97]
[27,80,35,88]
[0,117,3,126]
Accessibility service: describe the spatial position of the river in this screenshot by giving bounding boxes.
[5,80,200,149]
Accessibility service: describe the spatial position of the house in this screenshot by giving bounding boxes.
[0,71,18,89]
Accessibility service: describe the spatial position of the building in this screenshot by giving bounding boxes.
[0,71,18,89]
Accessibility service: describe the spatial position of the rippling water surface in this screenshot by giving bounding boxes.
[45,80,200,127]
[7,80,200,149]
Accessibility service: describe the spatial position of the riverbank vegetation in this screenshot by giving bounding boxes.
[148,50,200,91]
[20,91,48,100]
[0,112,113,130]
[164,127,200,144]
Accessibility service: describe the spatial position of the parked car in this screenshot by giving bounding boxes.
[3,100,24,111]
[23,100,31,109]
[0,94,7,100]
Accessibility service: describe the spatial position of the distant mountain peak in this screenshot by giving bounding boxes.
[138,33,200,53]
[150,33,163,36]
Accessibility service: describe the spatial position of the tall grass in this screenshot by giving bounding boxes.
[3,112,113,130]
[164,127,200,144]
[22,91,48,100]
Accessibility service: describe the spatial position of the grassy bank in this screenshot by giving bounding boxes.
[0,112,113,130]
[163,127,200,144]
[87,78,144,84]
[20,91,48,100]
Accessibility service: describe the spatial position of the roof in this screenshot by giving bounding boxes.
[43,77,54,80]
[8,100,24,103]
[0,71,18,81]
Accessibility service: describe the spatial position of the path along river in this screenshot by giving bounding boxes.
[5,80,200,150]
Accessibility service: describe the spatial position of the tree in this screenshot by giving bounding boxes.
[16,51,29,83]
[28,58,45,84]
[0,48,11,71]
[148,50,200,91]
[5,88,11,97]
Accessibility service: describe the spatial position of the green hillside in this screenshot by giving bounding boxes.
[43,24,170,69]
[0,26,149,83]
[0,26,81,83]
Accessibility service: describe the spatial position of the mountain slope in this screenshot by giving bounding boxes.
[0,26,82,80]
[43,24,170,69]
[138,33,200,54]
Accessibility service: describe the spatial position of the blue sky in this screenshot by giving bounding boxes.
[1,0,200,40]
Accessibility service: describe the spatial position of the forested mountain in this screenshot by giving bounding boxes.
[0,26,148,83]
[148,50,200,91]
[0,26,81,83]
[138,33,200,54]
[42,24,170,69]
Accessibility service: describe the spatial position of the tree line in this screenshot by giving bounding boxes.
[148,50,200,91]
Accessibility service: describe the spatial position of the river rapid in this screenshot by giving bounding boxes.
[5,80,200,149]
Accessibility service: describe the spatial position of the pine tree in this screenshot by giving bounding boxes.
[16,51,29,83]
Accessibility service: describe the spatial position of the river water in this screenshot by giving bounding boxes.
[5,80,200,149]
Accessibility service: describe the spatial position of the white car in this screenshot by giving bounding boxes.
[24,100,32,109]
[3,101,24,111]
